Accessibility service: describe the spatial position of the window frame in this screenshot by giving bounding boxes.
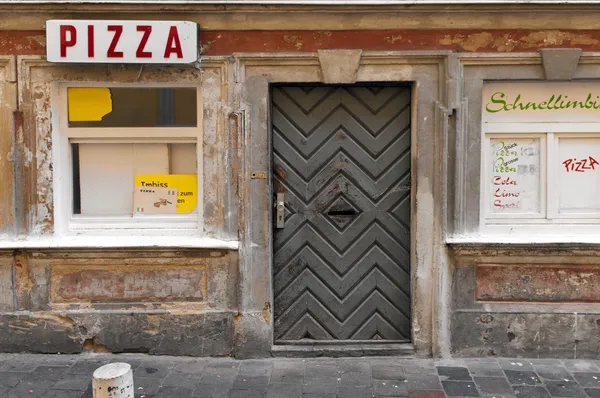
[480,121,600,235]
[52,82,203,237]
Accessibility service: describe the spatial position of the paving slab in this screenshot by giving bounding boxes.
[373,379,409,396]
[302,377,338,394]
[162,371,200,389]
[407,374,443,391]
[504,369,542,385]
[572,372,600,388]
[512,385,551,397]
[193,381,233,398]
[544,380,587,397]
[155,386,195,398]
[339,385,374,397]
[584,388,600,397]
[534,365,574,381]
[563,360,599,373]
[266,382,303,398]
[232,374,270,390]
[467,362,504,378]
[373,365,406,381]
[437,366,472,381]
[474,376,513,395]
[441,380,479,397]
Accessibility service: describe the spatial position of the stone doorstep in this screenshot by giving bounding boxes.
[271,343,415,358]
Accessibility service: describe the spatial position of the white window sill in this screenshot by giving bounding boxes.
[447,235,600,245]
[0,236,238,250]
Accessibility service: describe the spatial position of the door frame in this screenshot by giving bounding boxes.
[234,51,453,358]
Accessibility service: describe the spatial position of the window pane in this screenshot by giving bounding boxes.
[558,137,600,214]
[68,87,197,127]
[487,137,541,216]
[72,142,197,216]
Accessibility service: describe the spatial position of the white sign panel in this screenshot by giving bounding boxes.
[46,20,198,64]
[487,137,541,216]
[483,82,600,123]
[558,137,600,213]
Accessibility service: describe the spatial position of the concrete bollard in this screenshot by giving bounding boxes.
[92,362,134,398]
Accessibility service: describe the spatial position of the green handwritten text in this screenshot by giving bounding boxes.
[486,91,600,113]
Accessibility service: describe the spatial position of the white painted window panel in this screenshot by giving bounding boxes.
[558,137,600,214]
[79,143,168,216]
[486,137,542,217]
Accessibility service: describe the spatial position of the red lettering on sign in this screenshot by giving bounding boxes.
[563,156,600,173]
[494,188,520,198]
[494,200,519,210]
[59,25,77,57]
[107,25,124,58]
[136,25,153,58]
[87,25,95,57]
[493,176,517,186]
[164,26,183,58]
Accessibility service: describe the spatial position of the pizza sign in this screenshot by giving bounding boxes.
[46,20,198,64]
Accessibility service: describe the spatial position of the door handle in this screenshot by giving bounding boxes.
[276,193,285,228]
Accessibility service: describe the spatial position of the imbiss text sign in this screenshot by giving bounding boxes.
[46,20,198,64]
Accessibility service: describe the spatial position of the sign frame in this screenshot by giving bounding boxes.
[46,19,199,64]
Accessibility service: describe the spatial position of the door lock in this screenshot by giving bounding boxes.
[276,193,285,229]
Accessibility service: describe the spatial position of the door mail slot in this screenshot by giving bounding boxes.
[326,210,357,216]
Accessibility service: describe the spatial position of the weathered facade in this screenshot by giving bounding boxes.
[1,0,600,359]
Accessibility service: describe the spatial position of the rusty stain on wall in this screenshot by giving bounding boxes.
[197,29,600,54]
[476,263,600,302]
[0,31,45,55]
[14,253,36,310]
[6,30,600,56]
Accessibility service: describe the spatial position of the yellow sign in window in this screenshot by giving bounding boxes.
[68,87,113,122]
[134,174,197,213]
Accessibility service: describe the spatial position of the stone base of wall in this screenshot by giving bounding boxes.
[451,311,600,358]
[0,249,243,356]
[450,245,600,359]
[0,310,235,356]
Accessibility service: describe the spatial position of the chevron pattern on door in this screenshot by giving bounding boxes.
[272,85,411,343]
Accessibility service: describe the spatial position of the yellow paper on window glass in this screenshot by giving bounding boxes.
[135,174,197,213]
[68,88,113,122]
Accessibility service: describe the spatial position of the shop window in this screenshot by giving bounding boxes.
[481,82,600,234]
[55,85,202,234]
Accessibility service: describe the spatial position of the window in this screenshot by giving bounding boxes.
[481,82,600,235]
[54,85,202,235]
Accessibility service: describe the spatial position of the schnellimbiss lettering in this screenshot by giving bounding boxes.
[46,20,198,64]
[486,92,600,113]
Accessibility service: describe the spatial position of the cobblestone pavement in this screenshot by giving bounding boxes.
[1,354,600,397]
